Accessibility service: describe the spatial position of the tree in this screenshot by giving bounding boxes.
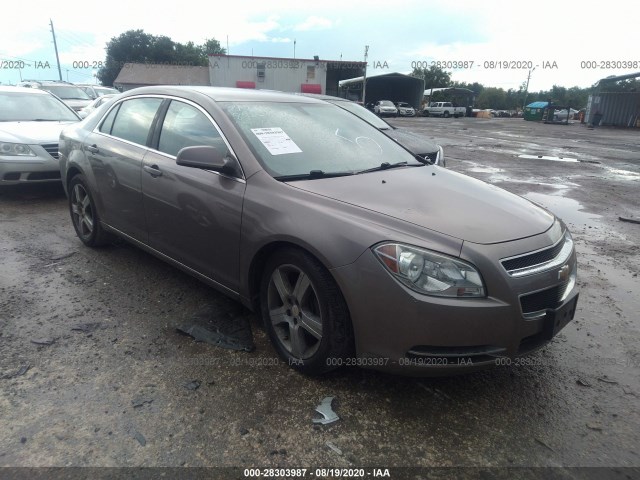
[98,30,155,86]
[412,65,452,89]
[97,30,226,86]
[476,87,507,109]
[199,38,225,57]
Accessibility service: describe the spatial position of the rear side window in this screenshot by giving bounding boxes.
[109,98,163,146]
[158,100,228,157]
[99,104,120,134]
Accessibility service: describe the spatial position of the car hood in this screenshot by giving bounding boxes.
[288,166,555,245]
[0,121,77,143]
[385,128,439,155]
[63,99,92,111]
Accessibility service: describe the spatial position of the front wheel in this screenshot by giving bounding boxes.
[443,111,450,118]
[260,248,353,375]
[68,174,112,247]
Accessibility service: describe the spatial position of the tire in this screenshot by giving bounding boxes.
[423,111,430,117]
[68,174,112,247]
[443,111,450,118]
[260,248,353,375]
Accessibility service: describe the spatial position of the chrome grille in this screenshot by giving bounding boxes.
[41,143,59,159]
[502,240,564,271]
[501,232,573,277]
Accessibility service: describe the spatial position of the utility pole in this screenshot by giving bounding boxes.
[293,39,296,59]
[362,45,369,105]
[522,67,536,110]
[50,19,63,81]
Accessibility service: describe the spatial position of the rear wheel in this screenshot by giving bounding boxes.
[68,174,112,247]
[260,248,353,375]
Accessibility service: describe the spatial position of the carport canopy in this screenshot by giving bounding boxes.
[339,72,425,109]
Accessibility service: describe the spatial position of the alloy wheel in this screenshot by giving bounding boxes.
[267,264,323,359]
[70,183,94,240]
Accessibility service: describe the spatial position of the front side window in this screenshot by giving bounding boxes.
[158,100,228,157]
[109,98,162,146]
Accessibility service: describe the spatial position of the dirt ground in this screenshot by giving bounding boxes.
[0,117,638,477]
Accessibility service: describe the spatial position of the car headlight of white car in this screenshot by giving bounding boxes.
[0,142,36,157]
[374,243,486,297]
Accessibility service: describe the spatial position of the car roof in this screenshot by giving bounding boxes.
[20,80,75,86]
[120,86,325,104]
[0,85,51,94]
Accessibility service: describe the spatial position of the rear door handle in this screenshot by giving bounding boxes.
[86,144,99,154]
[143,164,163,177]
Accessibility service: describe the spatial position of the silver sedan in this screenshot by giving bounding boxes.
[0,86,79,185]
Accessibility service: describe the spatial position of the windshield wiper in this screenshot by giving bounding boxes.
[274,170,355,182]
[357,161,422,174]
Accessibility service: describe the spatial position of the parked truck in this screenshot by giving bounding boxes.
[422,102,466,118]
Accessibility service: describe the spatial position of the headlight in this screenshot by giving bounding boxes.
[373,243,486,297]
[0,142,36,157]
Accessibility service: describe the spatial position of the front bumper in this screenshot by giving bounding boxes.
[398,109,415,116]
[0,145,61,185]
[331,228,579,376]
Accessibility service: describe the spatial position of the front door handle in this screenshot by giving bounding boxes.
[143,164,163,177]
[86,144,99,154]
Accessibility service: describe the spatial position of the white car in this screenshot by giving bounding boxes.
[78,94,119,119]
[17,80,92,113]
[395,102,416,117]
[373,100,398,117]
[77,84,120,100]
[0,86,79,185]
[553,108,579,121]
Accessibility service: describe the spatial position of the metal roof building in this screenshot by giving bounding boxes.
[586,72,640,127]
[339,72,425,109]
[208,55,365,97]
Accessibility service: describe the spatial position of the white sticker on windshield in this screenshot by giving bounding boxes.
[251,127,302,155]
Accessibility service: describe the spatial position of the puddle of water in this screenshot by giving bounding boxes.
[523,191,601,228]
[518,154,579,162]
[606,168,640,180]
[468,166,505,174]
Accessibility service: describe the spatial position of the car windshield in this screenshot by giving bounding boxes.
[42,85,90,100]
[221,102,420,178]
[397,102,411,108]
[379,101,394,107]
[0,91,79,122]
[95,87,119,97]
[329,100,391,130]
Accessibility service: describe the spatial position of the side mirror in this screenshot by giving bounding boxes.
[176,145,240,177]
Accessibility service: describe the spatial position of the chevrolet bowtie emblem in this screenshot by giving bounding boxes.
[558,265,570,281]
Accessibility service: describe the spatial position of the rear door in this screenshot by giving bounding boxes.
[87,96,163,241]
[140,98,245,291]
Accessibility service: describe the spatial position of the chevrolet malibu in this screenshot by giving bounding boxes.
[59,86,579,376]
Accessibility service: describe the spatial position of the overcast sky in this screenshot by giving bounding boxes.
[1,0,636,91]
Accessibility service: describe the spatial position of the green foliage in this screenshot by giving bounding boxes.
[97,30,225,86]
[412,65,452,89]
